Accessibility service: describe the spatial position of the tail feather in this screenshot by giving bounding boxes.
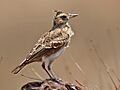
[11,58,36,74]
[11,65,25,74]
[11,59,28,74]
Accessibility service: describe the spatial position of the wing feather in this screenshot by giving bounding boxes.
[25,29,69,61]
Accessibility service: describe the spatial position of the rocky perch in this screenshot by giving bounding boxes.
[21,79,82,90]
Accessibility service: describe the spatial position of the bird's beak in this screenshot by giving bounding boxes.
[69,13,79,18]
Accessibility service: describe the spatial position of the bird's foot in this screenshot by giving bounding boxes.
[50,78,63,84]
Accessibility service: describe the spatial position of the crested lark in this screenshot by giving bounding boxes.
[11,10,78,79]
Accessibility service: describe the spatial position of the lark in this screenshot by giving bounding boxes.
[11,10,78,79]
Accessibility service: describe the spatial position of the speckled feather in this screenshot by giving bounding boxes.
[26,26,73,61]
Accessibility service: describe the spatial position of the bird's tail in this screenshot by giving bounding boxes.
[11,65,24,74]
[11,59,28,74]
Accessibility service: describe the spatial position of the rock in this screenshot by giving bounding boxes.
[21,79,81,90]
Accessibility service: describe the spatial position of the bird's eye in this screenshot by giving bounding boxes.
[60,16,67,19]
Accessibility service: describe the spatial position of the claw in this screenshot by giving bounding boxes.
[51,78,63,84]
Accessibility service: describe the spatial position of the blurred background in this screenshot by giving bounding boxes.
[0,0,120,90]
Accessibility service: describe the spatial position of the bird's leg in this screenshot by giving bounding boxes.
[48,61,58,80]
[48,63,62,84]
[42,62,53,79]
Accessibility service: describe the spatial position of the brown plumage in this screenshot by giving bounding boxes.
[11,10,78,79]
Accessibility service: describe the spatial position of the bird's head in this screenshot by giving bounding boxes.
[53,10,79,26]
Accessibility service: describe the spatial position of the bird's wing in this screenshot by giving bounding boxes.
[25,29,69,61]
[43,29,70,48]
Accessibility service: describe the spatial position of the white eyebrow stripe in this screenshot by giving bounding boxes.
[57,13,67,17]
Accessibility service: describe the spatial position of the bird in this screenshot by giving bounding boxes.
[11,10,79,79]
